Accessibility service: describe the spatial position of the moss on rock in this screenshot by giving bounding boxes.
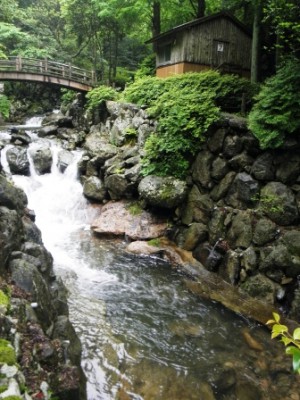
[0,339,16,366]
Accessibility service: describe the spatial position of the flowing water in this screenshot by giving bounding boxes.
[0,117,297,400]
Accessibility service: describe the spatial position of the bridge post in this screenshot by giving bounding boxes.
[44,58,48,73]
[16,56,22,71]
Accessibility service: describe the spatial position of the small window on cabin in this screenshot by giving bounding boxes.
[217,42,225,52]
[158,43,172,63]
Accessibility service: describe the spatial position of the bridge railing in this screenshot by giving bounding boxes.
[0,56,96,86]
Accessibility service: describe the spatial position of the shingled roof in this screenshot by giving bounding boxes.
[146,11,252,44]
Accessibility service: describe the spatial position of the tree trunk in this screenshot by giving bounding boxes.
[251,0,263,83]
[152,1,161,37]
[197,0,205,18]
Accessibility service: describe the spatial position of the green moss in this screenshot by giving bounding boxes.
[0,290,9,307]
[1,396,23,400]
[0,339,16,366]
[126,201,143,216]
[148,238,161,247]
[0,385,9,394]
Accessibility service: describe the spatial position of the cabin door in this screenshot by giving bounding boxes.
[212,40,229,68]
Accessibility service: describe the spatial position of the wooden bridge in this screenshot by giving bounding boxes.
[0,56,96,91]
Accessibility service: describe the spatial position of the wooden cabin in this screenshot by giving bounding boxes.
[146,11,252,78]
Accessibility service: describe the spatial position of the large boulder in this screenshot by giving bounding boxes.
[91,200,167,240]
[0,174,27,212]
[57,149,73,173]
[83,176,107,202]
[0,206,23,272]
[6,146,30,175]
[138,175,188,209]
[29,143,53,174]
[259,182,299,225]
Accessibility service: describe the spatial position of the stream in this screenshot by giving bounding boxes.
[0,117,298,400]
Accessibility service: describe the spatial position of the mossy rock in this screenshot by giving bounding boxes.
[0,290,9,314]
[0,339,16,366]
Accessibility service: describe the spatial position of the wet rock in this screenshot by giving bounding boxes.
[198,382,216,400]
[211,157,229,180]
[92,200,167,240]
[282,230,300,257]
[192,150,214,189]
[251,152,275,181]
[253,218,277,245]
[208,207,229,244]
[0,207,23,272]
[124,164,141,184]
[210,366,236,392]
[11,131,31,145]
[223,135,243,158]
[235,381,262,400]
[239,274,281,304]
[227,210,252,249]
[0,176,28,212]
[138,175,188,209]
[259,181,299,225]
[83,176,107,202]
[226,172,259,209]
[228,152,254,172]
[126,241,163,256]
[207,128,227,153]
[181,186,213,225]
[168,320,204,338]
[275,153,300,184]
[105,174,134,200]
[57,116,74,128]
[210,171,236,202]
[6,146,30,175]
[181,223,208,251]
[57,149,73,173]
[29,144,52,175]
[52,315,82,365]
[241,246,258,274]
[259,244,294,275]
[224,250,240,284]
[38,125,58,137]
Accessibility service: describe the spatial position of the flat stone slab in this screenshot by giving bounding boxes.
[91,200,168,240]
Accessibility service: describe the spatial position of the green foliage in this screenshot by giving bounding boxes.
[252,192,284,214]
[248,58,300,149]
[126,201,143,216]
[267,312,300,374]
[123,71,257,112]
[0,385,9,394]
[0,290,9,307]
[134,54,156,79]
[86,85,119,111]
[148,238,162,247]
[60,89,77,107]
[123,71,256,178]
[1,396,23,400]
[0,95,10,120]
[0,339,16,366]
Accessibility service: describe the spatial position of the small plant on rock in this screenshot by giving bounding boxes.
[267,312,300,373]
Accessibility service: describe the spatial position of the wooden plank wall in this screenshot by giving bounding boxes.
[157,17,251,71]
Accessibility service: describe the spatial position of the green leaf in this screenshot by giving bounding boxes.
[293,328,300,341]
[286,347,300,373]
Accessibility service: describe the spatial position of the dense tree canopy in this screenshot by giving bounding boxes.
[0,0,299,83]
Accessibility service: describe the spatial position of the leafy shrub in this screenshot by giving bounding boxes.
[123,71,257,112]
[248,58,300,149]
[267,312,300,374]
[142,88,219,178]
[0,94,10,119]
[86,85,119,111]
